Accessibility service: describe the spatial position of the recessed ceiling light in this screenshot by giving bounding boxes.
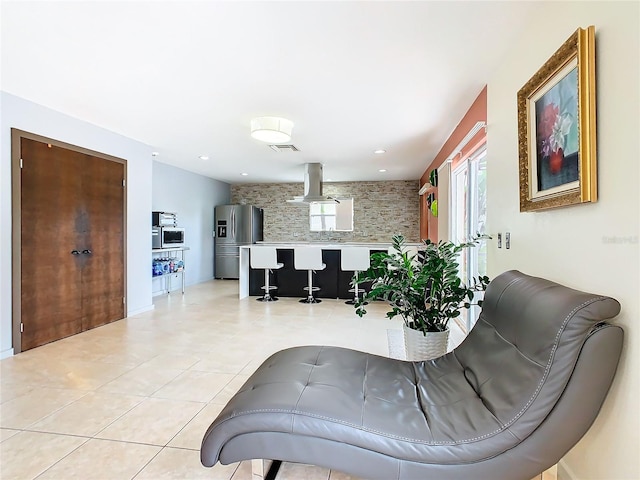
[199,155,209,160]
[379,169,387,173]
[241,172,248,176]
[151,151,160,157]
[374,149,386,154]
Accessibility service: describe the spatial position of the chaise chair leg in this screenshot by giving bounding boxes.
[251,459,281,480]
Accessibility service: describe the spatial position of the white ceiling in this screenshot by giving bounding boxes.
[1,1,535,184]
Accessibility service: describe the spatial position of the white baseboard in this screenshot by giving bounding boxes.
[1,347,15,359]
[557,460,576,480]
[0,305,153,360]
[126,304,155,317]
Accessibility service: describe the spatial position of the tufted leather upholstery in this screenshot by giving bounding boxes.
[201,270,623,479]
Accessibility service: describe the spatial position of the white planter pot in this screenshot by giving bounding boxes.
[402,324,450,361]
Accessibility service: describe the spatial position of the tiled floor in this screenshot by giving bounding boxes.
[1,280,556,480]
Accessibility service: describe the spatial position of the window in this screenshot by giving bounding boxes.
[309,198,354,232]
[450,146,487,330]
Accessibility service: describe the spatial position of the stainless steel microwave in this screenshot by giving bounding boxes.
[152,211,177,227]
[152,227,185,248]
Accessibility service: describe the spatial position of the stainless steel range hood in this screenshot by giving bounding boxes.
[286,163,339,204]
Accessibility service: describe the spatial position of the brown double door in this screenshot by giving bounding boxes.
[19,136,125,351]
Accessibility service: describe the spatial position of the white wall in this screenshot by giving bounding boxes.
[152,160,230,294]
[486,2,639,479]
[0,92,155,357]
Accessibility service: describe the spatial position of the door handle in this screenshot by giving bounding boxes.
[71,250,81,255]
[231,210,236,239]
[82,249,92,255]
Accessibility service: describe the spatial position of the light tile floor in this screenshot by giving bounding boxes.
[1,280,556,480]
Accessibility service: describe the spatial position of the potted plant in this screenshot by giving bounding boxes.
[353,234,490,360]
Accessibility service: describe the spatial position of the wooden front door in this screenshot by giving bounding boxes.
[80,154,125,331]
[18,135,126,351]
[20,139,84,349]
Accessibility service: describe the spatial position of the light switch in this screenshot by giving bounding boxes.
[505,232,511,249]
[497,233,502,249]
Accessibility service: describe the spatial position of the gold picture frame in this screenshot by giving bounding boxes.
[517,26,597,212]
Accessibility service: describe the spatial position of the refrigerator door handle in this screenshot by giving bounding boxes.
[233,209,237,239]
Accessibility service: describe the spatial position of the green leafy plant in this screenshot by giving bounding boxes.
[353,234,490,334]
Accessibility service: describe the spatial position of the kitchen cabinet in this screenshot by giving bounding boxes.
[247,246,386,299]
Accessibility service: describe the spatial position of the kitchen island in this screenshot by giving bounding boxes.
[238,242,421,300]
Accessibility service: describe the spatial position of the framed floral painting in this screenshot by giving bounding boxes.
[517,26,597,212]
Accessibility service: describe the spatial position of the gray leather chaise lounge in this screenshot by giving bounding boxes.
[201,270,623,479]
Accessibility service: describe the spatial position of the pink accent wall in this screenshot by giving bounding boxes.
[419,87,487,242]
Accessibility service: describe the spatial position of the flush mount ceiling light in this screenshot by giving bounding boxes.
[374,149,386,154]
[199,155,210,160]
[251,116,294,144]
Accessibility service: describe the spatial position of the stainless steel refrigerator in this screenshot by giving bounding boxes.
[214,205,263,279]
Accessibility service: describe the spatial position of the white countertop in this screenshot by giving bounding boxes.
[249,241,421,248]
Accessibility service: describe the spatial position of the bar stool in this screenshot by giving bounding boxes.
[341,247,371,305]
[294,247,326,304]
[250,246,284,302]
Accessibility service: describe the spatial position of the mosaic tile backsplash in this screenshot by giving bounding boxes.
[230,180,419,243]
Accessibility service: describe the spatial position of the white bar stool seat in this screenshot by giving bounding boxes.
[294,247,326,304]
[250,246,284,302]
[341,247,371,305]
